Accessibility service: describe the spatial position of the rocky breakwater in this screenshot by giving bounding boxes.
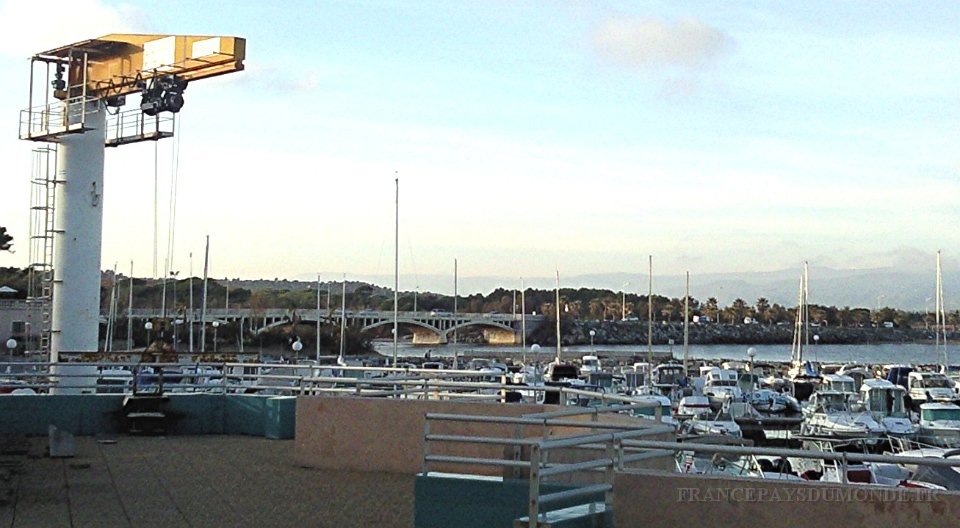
[559,320,952,346]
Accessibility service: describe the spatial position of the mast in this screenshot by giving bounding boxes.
[200,236,209,353]
[555,270,561,363]
[647,255,653,364]
[803,261,810,349]
[683,271,689,374]
[393,176,399,368]
[791,269,804,364]
[339,275,346,365]
[126,261,133,351]
[937,250,948,370]
[316,273,321,363]
[520,277,526,364]
[188,253,194,353]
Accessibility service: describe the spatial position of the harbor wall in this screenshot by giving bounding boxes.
[293,396,674,476]
[613,469,960,528]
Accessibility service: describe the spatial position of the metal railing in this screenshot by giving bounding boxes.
[421,409,673,528]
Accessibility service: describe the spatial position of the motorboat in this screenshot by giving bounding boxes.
[651,363,687,401]
[908,371,959,407]
[579,355,601,378]
[800,390,884,441]
[701,368,742,410]
[678,397,742,438]
[819,373,858,394]
[858,378,918,438]
[745,388,800,415]
[917,402,960,448]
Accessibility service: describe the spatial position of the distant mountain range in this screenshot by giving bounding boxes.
[260,264,958,311]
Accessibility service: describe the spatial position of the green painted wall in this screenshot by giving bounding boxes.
[0,393,295,438]
[415,474,605,528]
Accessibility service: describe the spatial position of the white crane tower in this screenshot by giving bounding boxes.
[18,34,245,392]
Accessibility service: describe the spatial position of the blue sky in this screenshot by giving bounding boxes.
[0,1,957,294]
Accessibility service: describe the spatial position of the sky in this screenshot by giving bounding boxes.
[0,0,957,295]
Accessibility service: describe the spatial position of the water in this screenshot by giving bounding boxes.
[372,342,955,366]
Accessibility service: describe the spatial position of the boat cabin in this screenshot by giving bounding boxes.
[908,371,958,404]
[820,374,858,394]
[859,379,908,418]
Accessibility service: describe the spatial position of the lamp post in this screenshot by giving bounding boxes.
[292,338,302,363]
[212,321,220,353]
[589,329,595,348]
[6,338,16,362]
[144,321,153,348]
[747,347,757,393]
[531,343,541,371]
[813,334,820,345]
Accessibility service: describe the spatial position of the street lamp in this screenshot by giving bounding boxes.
[212,321,220,353]
[589,329,596,348]
[6,338,16,361]
[813,334,820,345]
[292,338,303,363]
[531,343,541,370]
[747,347,757,392]
[144,321,153,347]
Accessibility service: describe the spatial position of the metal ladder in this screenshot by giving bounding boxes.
[27,145,58,355]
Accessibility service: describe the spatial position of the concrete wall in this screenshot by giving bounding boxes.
[0,393,295,438]
[613,469,960,528]
[294,396,675,477]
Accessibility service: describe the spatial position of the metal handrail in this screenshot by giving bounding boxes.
[420,409,656,527]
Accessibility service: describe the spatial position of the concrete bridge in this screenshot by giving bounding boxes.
[117,308,547,345]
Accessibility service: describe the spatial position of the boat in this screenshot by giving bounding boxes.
[701,368,742,410]
[917,402,960,448]
[677,396,742,438]
[579,355,601,378]
[680,408,743,439]
[800,390,884,441]
[908,370,960,409]
[787,263,821,401]
[858,378,918,438]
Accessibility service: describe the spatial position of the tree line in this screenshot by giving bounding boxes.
[1,267,956,330]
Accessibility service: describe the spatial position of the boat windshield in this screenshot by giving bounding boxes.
[820,393,849,412]
[709,380,738,387]
[923,376,954,389]
[923,408,960,422]
[865,389,906,417]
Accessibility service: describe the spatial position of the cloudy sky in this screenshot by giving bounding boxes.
[0,0,957,294]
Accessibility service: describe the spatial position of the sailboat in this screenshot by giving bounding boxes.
[787,262,821,401]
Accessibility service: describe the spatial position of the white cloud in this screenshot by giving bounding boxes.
[593,16,734,70]
[0,0,145,58]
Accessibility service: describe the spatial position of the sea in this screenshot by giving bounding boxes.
[372,341,955,367]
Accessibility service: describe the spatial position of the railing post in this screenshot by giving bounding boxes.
[605,436,617,511]
[528,443,541,528]
[422,416,431,475]
[840,453,848,484]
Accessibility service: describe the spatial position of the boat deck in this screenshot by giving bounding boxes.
[0,435,414,528]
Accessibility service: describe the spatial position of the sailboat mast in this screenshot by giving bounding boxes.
[316,273,321,363]
[683,271,689,373]
[520,277,526,363]
[647,255,653,363]
[339,275,346,364]
[791,271,803,364]
[803,261,810,349]
[393,176,399,368]
[555,270,561,363]
[200,235,209,353]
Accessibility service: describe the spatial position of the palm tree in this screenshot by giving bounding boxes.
[755,297,771,324]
